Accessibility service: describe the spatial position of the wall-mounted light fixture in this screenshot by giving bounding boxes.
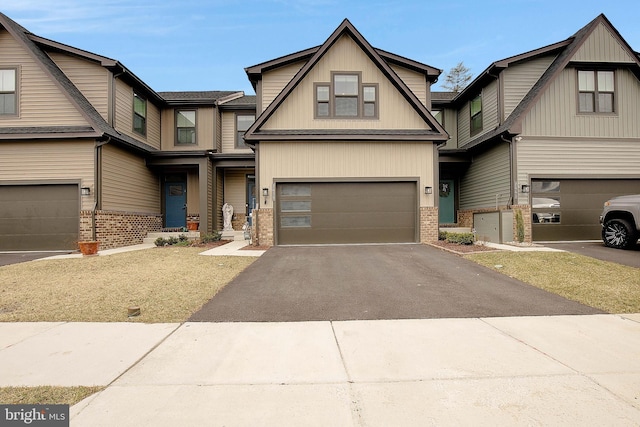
[521,184,530,193]
[424,186,433,195]
[262,188,269,204]
[81,187,91,196]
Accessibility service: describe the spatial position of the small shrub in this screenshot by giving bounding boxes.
[515,209,525,243]
[444,232,475,245]
[154,234,190,247]
[200,231,222,244]
[439,231,448,241]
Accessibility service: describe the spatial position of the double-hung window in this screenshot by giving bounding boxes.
[0,69,17,116]
[176,110,196,144]
[315,72,378,119]
[470,94,482,134]
[236,114,255,149]
[133,92,147,135]
[578,70,615,113]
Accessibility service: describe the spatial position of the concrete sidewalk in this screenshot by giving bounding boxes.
[1,315,639,425]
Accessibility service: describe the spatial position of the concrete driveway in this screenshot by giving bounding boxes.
[190,244,601,322]
[545,241,640,268]
[0,251,71,267]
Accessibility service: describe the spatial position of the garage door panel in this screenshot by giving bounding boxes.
[532,179,640,241]
[277,182,417,245]
[0,184,79,250]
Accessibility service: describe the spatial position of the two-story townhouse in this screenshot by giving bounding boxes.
[0,12,253,250]
[436,14,640,243]
[243,19,447,245]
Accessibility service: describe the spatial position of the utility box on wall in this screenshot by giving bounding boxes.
[473,210,513,243]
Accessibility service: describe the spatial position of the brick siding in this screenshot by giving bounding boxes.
[420,206,439,243]
[80,210,162,250]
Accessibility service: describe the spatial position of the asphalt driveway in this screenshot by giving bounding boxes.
[190,244,601,322]
[545,241,640,268]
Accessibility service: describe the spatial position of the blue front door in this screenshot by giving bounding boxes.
[165,180,186,228]
[439,180,455,224]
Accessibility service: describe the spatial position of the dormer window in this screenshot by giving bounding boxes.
[315,72,377,119]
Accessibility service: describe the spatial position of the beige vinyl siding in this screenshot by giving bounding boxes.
[258,141,436,209]
[101,144,159,212]
[522,68,640,137]
[459,141,511,210]
[390,64,427,106]
[0,30,88,127]
[221,111,253,153]
[516,138,640,195]
[160,107,215,150]
[0,140,94,210]
[215,167,224,229]
[503,55,555,118]
[263,35,429,131]
[261,61,305,111]
[186,170,200,214]
[572,22,637,63]
[207,161,214,233]
[48,51,109,120]
[441,108,458,149]
[114,79,161,149]
[223,170,248,214]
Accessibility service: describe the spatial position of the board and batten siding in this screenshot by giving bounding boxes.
[114,79,161,149]
[0,140,95,210]
[48,51,109,121]
[502,55,555,119]
[459,141,511,210]
[263,35,429,131]
[458,80,499,147]
[258,141,436,209]
[516,138,640,190]
[221,111,253,154]
[390,64,427,106]
[101,144,159,213]
[0,29,88,127]
[522,68,640,138]
[572,22,638,63]
[261,61,305,112]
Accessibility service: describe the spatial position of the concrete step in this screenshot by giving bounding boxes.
[221,230,249,241]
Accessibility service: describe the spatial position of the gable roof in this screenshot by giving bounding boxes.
[0,12,156,153]
[245,45,442,89]
[244,19,448,143]
[457,13,640,151]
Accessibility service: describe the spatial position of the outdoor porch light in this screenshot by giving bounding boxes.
[81,187,91,196]
[521,184,530,193]
[262,188,269,204]
[424,186,433,195]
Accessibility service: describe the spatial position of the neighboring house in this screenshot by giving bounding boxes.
[1,12,638,250]
[435,14,640,242]
[0,12,251,250]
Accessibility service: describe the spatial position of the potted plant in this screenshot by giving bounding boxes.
[78,241,100,256]
[186,213,200,231]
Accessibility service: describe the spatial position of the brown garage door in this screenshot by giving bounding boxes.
[532,179,640,241]
[276,181,417,245]
[0,184,79,250]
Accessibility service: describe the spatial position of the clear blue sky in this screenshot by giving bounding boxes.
[3,0,639,94]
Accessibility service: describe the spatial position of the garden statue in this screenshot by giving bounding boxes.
[222,202,234,231]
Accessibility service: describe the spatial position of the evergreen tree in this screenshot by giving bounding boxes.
[442,62,472,92]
